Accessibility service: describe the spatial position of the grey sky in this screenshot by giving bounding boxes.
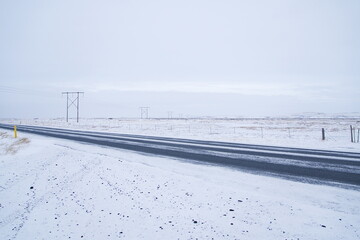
[0,0,359,118]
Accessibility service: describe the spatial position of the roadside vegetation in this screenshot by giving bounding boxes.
[0,131,30,155]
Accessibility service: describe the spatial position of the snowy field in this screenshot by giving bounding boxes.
[3,117,360,152]
[0,130,359,239]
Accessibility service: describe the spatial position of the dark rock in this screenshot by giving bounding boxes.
[321,225,326,228]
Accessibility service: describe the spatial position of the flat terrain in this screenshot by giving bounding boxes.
[1,123,359,187]
[0,130,359,239]
[3,117,359,152]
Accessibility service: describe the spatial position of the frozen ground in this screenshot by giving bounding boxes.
[0,130,359,239]
[2,117,360,152]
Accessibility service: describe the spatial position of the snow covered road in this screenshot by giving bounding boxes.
[0,124,360,188]
[0,130,359,239]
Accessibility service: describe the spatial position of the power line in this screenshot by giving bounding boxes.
[167,111,173,119]
[62,92,84,122]
[0,85,56,97]
[139,107,150,119]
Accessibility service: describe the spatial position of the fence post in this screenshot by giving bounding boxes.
[322,128,325,140]
[350,125,353,142]
[354,128,357,142]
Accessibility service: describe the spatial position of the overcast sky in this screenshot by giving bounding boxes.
[0,0,359,118]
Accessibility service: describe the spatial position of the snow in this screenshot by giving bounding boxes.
[3,117,360,152]
[0,130,359,239]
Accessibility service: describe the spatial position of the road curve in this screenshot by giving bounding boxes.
[1,123,360,188]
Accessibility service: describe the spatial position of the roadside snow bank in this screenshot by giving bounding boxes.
[0,130,359,240]
[0,132,30,155]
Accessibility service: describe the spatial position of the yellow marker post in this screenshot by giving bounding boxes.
[14,125,17,138]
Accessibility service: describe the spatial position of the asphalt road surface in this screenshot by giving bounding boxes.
[1,123,360,188]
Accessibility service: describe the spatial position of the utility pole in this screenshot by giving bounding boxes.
[139,107,150,119]
[62,92,84,122]
[167,111,173,119]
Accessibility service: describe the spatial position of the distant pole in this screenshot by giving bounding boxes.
[288,128,291,138]
[77,92,79,123]
[354,127,357,143]
[66,92,69,122]
[350,125,353,142]
[167,111,173,119]
[139,107,150,119]
[322,128,325,140]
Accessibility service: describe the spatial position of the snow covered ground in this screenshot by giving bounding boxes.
[3,117,360,152]
[0,130,359,239]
